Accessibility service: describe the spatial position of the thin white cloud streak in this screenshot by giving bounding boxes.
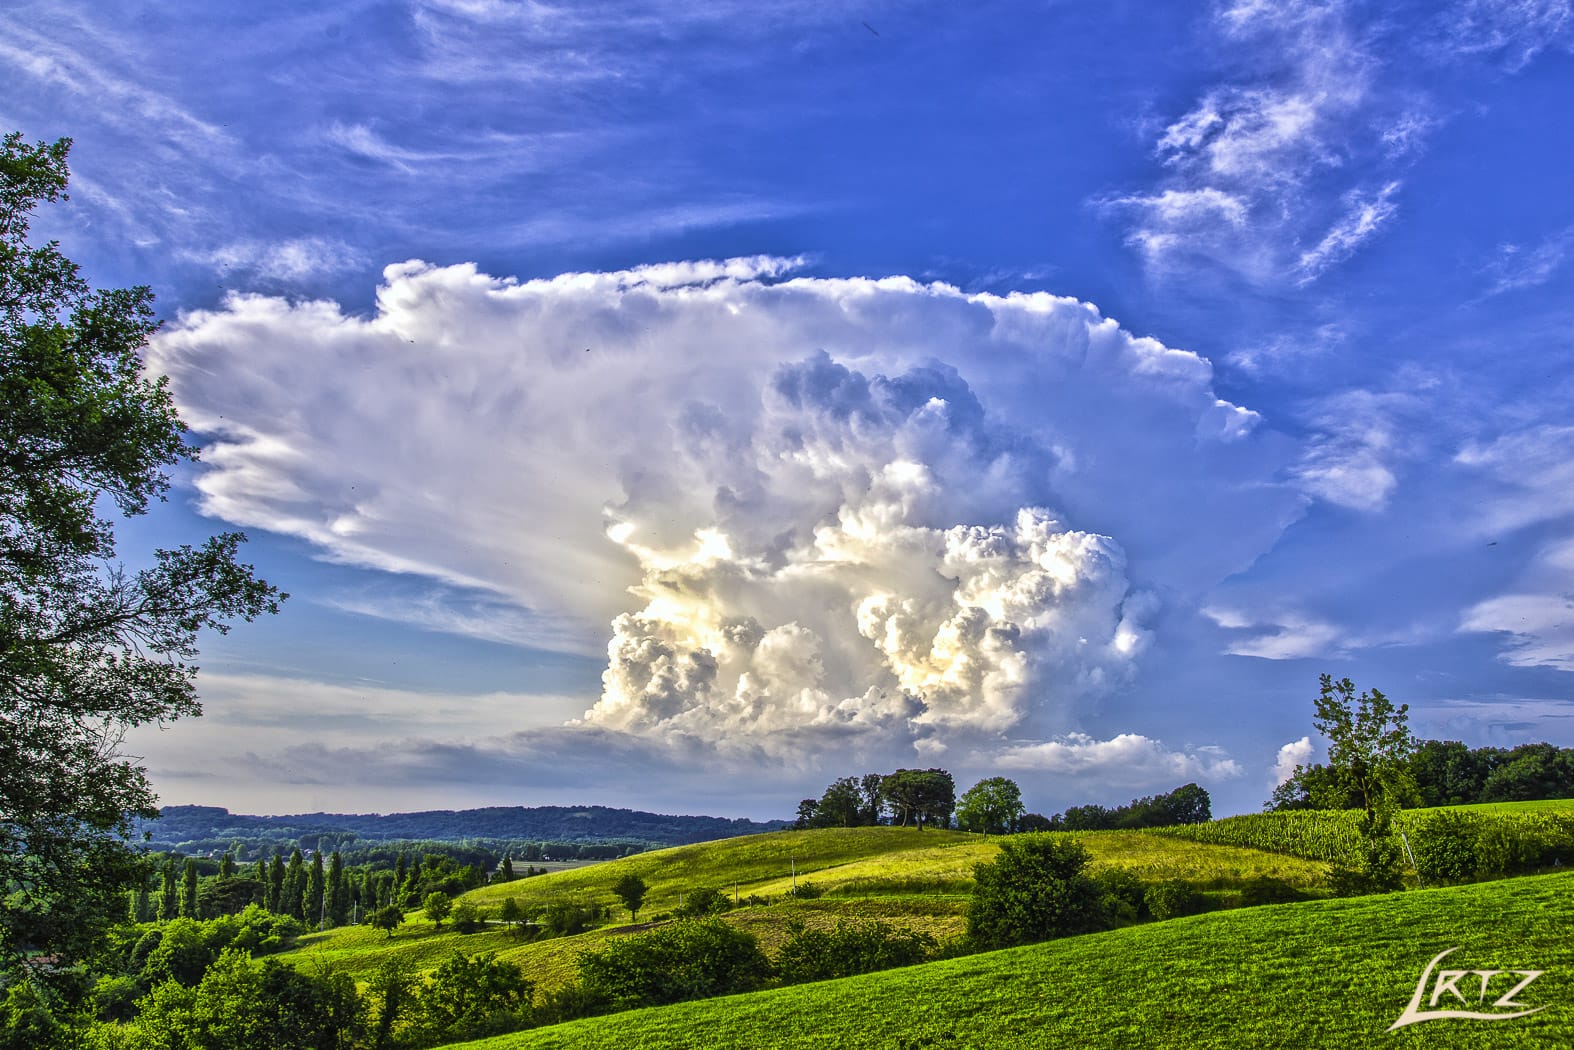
[1295,181,1401,283]
[1439,0,1572,70]
[993,733,1243,785]
[148,256,1303,764]
[1205,607,1347,660]
[1480,226,1574,296]
[1111,0,1571,286]
[182,238,365,283]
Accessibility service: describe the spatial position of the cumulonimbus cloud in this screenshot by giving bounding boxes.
[148,256,1301,766]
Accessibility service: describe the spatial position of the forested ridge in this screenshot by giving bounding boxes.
[138,805,788,855]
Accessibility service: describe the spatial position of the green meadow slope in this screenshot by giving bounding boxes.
[279,825,1326,989]
[459,869,1574,1050]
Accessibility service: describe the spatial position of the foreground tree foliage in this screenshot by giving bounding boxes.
[0,133,282,1006]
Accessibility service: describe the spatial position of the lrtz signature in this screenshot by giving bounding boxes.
[1389,947,1547,1030]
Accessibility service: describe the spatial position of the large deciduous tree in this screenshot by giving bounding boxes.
[0,133,283,987]
[955,776,1025,835]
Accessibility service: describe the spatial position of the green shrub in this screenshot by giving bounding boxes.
[1408,813,1479,883]
[675,887,729,917]
[967,835,1109,949]
[776,920,937,983]
[1237,876,1308,907]
[575,918,772,1009]
[1144,881,1204,921]
[1090,868,1146,923]
[542,899,600,936]
[792,883,824,900]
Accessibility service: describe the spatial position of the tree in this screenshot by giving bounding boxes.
[612,874,647,923]
[158,859,179,922]
[266,854,285,915]
[497,898,524,937]
[497,857,516,883]
[812,777,864,827]
[305,852,325,928]
[966,835,1109,949]
[326,851,349,927]
[370,905,405,939]
[423,891,453,931]
[0,135,283,989]
[1312,675,1416,893]
[282,850,306,920]
[880,768,955,829]
[955,777,1025,835]
[792,799,818,830]
[180,858,199,919]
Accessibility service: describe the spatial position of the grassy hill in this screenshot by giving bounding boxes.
[455,869,1574,1049]
[279,825,1327,990]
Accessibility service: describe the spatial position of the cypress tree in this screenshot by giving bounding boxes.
[283,849,306,920]
[219,853,236,878]
[327,851,349,926]
[306,851,326,928]
[500,856,515,882]
[267,853,285,914]
[180,857,199,918]
[158,859,178,921]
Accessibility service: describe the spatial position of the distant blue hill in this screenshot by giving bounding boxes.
[138,804,788,855]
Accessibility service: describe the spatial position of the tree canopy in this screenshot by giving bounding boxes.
[0,132,282,989]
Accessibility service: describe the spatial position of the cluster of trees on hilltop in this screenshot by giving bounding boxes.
[1271,739,1574,811]
[793,769,1211,835]
[1027,783,1212,832]
[793,769,958,830]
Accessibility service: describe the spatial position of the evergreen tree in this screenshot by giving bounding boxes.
[267,854,285,914]
[306,852,326,928]
[131,880,152,923]
[499,856,516,882]
[282,849,306,920]
[219,853,235,879]
[158,859,178,922]
[327,851,350,927]
[180,857,199,918]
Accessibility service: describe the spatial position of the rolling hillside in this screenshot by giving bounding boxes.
[279,825,1328,990]
[458,869,1574,1049]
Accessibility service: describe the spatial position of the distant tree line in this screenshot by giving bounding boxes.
[125,846,555,929]
[792,771,1210,836]
[137,804,785,856]
[1026,783,1212,832]
[1269,739,1574,812]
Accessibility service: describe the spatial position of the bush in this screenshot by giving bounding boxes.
[406,951,533,1046]
[450,900,486,934]
[541,900,600,937]
[1408,813,1479,883]
[966,835,1109,949]
[675,887,729,917]
[776,921,936,983]
[1089,868,1145,923]
[791,883,824,900]
[1143,881,1205,920]
[1237,876,1308,907]
[576,918,772,1009]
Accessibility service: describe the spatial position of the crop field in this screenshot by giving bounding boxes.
[456,869,1574,1050]
[1151,799,1574,872]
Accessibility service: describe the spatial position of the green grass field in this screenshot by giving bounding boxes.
[279,825,1329,992]
[456,869,1574,1049]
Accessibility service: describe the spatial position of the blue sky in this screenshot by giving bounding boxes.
[8,0,1574,820]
